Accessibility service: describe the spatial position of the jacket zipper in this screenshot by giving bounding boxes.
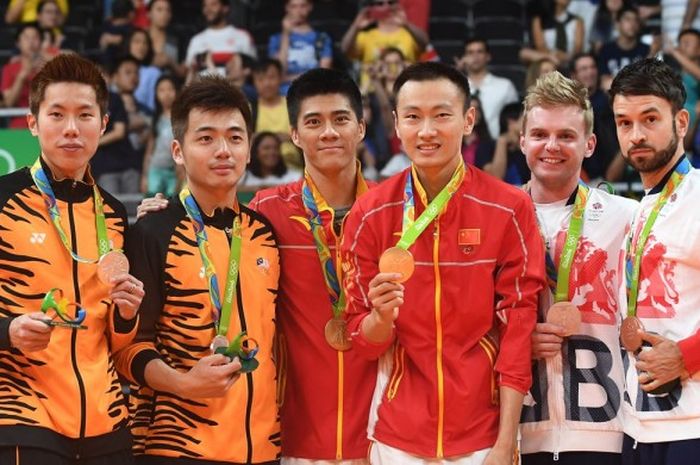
[333,228,344,460]
[433,220,445,458]
[68,199,87,456]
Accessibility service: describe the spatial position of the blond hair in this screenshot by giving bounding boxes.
[522,70,594,135]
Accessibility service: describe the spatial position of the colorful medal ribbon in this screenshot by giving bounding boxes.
[552,182,589,302]
[625,157,691,317]
[397,160,465,249]
[30,158,111,262]
[179,187,242,337]
[301,173,345,318]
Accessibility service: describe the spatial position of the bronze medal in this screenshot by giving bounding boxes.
[97,251,130,285]
[324,316,351,351]
[546,301,581,337]
[378,246,415,283]
[621,316,644,352]
[210,334,229,354]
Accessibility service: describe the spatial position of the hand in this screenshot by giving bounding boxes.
[367,272,404,325]
[635,331,686,392]
[137,193,169,219]
[109,273,144,320]
[531,322,566,359]
[9,313,54,352]
[355,8,373,29]
[178,354,242,398]
[389,6,407,26]
[281,14,295,33]
[483,444,514,465]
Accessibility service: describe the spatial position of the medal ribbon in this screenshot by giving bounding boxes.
[553,183,589,302]
[301,173,346,318]
[30,158,110,263]
[398,160,465,249]
[625,157,690,317]
[179,187,242,337]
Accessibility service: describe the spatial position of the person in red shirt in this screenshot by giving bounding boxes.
[342,61,545,464]
[1,23,44,128]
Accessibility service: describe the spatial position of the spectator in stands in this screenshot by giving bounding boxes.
[590,0,634,51]
[99,0,134,67]
[456,37,520,140]
[598,6,650,90]
[4,0,67,25]
[341,0,427,91]
[185,0,257,82]
[251,58,301,169]
[241,131,302,190]
[524,56,558,91]
[147,0,185,77]
[36,0,65,53]
[141,74,179,196]
[109,55,151,193]
[570,52,619,181]
[92,75,139,194]
[462,95,495,171]
[664,28,700,135]
[521,0,584,68]
[268,0,333,95]
[487,102,530,185]
[225,52,256,101]
[1,23,44,129]
[124,28,161,111]
[367,46,406,167]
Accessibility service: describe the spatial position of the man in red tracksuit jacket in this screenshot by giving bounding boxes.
[342,62,545,464]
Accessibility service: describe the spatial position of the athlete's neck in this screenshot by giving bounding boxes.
[530,174,580,204]
[305,162,357,209]
[640,150,685,190]
[414,155,461,202]
[41,153,87,181]
[187,182,238,215]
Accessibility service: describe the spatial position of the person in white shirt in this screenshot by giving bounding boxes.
[457,37,519,140]
[185,0,256,82]
[610,57,700,465]
[519,70,638,465]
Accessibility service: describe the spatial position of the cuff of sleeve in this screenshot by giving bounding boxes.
[498,377,530,396]
[113,306,138,334]
[132,349,162,387]
[0,317,14,350]
[350,314,395,359]
[678,335,700,375]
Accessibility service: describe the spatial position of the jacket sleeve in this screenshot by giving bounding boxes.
[113,219,166,386]
[341,200,395,360]
[679,333,700,375]
[493,195,545,394]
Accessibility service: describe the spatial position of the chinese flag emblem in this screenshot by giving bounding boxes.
[459,228,480,245]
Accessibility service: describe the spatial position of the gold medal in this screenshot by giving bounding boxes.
[97,251,130,285]
[324,315,351,351]
[546,301,581,337]
[621,316,644,352]
[210,334,229,354]
[378,246,415,283]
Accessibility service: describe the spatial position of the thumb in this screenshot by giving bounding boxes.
[639,330,665,345]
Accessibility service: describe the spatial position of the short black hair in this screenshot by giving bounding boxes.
[286,68,363,128]
[616,5,638,22]
[570,52,597,74]
[609,58,686,113]
[393,61,471,111]
[252,57,283,75]
[464,37,490,53]
[111,0,134,18]
[171,74,253,143]
[110,54,140,76]
[678,27,700,43]
[15,22,41,41]
[499,102,523,135]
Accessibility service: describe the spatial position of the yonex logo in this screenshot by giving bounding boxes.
[30,232,46,244]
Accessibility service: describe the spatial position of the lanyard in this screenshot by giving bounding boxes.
[30,158,110,262]
[179,187,242,337]
[397,160,465,249]
[553,183,589,302]
[301,173,346,318]
[625,158,690,317]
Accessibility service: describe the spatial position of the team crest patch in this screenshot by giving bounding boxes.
[592,202,602,210]
[458,228,480,245]
[256,257,270,273]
